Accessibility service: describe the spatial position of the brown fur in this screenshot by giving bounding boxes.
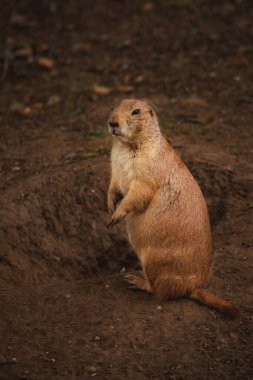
[107,99,239,319]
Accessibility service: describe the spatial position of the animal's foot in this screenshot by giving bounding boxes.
[124,272,152,293]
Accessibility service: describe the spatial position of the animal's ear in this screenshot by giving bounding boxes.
[149,107,155,118]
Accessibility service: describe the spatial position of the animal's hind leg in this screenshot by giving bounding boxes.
[124,271,153,294]
[152,273,198,300]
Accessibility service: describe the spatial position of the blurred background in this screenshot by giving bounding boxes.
[0,1,252,379]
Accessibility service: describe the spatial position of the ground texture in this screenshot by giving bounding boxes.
[0,1,252,379]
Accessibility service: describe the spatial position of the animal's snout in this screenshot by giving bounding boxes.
[109,122,119,129]
[109,120,122,136]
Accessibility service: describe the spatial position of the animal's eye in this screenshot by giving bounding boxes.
[131,108,140,116]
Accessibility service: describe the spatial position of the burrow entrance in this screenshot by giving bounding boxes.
[0,154,233,287]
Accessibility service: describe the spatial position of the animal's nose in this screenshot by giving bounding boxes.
[109,122,119,128]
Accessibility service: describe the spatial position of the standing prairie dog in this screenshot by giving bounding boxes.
[107,99,239,318]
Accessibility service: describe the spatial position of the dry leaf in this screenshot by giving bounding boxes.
[171,96,207,107]
[184,96,207,107]
[10,13,37,28]
[228,56,249,67]
[15,46,33,59]
[143,2,154,11]
[36,57,55,69]
[22,106,33,115]
[31,102,44,111]
[116,85,134,93]
[134,75,144,84]
[36,44,50,53]
[93,85,112,95]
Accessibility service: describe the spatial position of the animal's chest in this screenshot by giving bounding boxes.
[112,149,135,195]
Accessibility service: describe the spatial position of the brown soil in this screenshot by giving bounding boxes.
[0,1,252,379]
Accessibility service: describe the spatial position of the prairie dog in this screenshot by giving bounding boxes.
[107,99,239,318]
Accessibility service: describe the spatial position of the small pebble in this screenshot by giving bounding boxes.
[86,365,97,373]
[229,332,238,340]
[47,95,61,106]
[12,166,21,172]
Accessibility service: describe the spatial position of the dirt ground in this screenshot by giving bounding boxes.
[0,0,252,379]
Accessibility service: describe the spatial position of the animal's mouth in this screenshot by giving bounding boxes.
[109,126,122,136]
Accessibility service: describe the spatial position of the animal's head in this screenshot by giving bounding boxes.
[108,99,160,143]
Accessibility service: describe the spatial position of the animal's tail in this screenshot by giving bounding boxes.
[189,288,239,319]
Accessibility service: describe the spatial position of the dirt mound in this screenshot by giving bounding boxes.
[0,155,134,286]
[0,144,234,288]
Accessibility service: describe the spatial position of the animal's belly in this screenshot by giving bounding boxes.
[126,209,211,277]
[125,210,156,250]
[119,178,130,196]
[113,157,134,196]
[126,198,211,253]
[118,170,134,195]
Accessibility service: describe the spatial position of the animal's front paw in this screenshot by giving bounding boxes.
[108,192,123,216]
[108,198,116,216]
[107,208,126,228]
